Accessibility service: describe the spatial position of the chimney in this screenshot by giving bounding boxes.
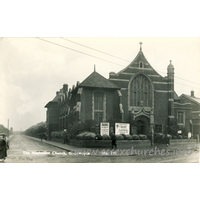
[63,84,68,93]
[191,90,194,97]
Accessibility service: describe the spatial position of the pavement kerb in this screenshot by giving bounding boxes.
[23,135,89,152]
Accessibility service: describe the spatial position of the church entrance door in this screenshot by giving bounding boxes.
[135,116,150,135]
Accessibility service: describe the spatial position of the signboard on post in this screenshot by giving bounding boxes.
[100,122,109,135]
[178,130,182,134]
[115,123,130,135]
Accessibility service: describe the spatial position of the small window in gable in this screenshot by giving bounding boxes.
[139,61,144,68]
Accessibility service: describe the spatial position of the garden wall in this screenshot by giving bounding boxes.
[69,139,197,149]
[170,139,196,144]
[69,139,151,149]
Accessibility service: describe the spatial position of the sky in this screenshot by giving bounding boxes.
[0,37,200,131]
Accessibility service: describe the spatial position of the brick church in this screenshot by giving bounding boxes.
[45,43,200,138]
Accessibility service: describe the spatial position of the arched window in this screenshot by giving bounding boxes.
[94,91,103,111]
[139,61,144,68]
[94,91,104,124]
[177,111,185,125]
[130,74,152,107]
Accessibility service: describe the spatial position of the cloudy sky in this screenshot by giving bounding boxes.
[0,37,199,131]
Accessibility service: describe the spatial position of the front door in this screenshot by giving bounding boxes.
[137,120,145,134]
[135,116,150,135]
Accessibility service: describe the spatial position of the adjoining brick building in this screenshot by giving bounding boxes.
[45,44,200,139]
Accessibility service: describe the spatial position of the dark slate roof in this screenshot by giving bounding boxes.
[44,100,57,108]
[44,93,60,108]
[79,71,120,89]
[52,94,60,102]
[180,94,200,105]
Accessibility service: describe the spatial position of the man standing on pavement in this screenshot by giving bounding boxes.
[111,133,117,149]
[110,127,117,149]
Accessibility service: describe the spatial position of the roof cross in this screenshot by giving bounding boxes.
[139,42,143,51]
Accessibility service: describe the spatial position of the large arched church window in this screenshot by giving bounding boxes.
[130,74,152,107]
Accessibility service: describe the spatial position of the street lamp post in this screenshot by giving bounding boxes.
[151,127,154,146]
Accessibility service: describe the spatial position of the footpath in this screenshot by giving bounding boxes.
[25,136,89,152]
[24,135,200,154]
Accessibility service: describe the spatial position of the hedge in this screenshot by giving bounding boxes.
[177,135,183,139]
[102,134,111,140]
[132,134,140,140]
[154,133,165,140]
[76,132,96,140]
[123,135,133,140]
[138,134,147,140]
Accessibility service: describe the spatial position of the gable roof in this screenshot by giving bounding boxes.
[116,50,162,77]
[44,93,60,108]
[79,71,120,89]
[179,94,200,105]
[174,91,179,100]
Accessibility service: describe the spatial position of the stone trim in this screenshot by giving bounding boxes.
[109,78,129,82]
[119,103,124,114]
[77,87,83,94]
[92,92,94,120]
[103,93,106,122]
[174,102,191,105]
[148,74,161,77]
[153,81,169,84]
[117,90,122,97]
[155,90,172,93]
[129,66,152,70]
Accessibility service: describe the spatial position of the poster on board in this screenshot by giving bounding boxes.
[115,123,130,135]
[100,122,109,135]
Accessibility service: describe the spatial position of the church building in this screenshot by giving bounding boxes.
[45,43,200,138]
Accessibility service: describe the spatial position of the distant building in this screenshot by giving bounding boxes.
[45,43,200,139]
[174,91,200,137]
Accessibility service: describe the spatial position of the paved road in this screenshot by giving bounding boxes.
[3,135,200,163]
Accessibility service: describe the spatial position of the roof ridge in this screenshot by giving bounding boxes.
[79,70,120,89]
[183,94,200,99]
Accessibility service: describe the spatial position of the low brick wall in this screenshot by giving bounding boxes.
[117,140,151,149]
[69,140,111,148]
[69,139,151,149]
[69,138,197,149]
[170,139,196,144]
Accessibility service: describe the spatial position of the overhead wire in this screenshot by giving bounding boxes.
[60,37,200,86]
[37,37,200,91]
[60,37,130,62]
[37,37,125,67]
